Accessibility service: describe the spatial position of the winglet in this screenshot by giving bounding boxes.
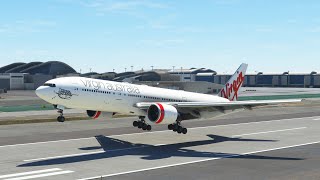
[218,63,248,101]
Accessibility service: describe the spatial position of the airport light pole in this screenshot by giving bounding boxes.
[125,68,127,72]
[172,66,175,72]
[131,66,133,72]
[151,66,154,71]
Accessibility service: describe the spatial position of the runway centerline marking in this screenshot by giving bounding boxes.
[23,127,306,162]
[232,127,306,137]
[1,115,318,149]
[77,141,320,180]
[312,118,320,121]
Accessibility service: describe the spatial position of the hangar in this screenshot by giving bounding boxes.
[0,61,77,90]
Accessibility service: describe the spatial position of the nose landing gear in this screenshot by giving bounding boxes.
[133,116,151,131]
[54,105,65,122]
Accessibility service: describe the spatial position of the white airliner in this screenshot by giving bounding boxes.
[36,63,300,134]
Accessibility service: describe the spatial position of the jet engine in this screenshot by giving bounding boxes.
[86,110,101,119]
[86,110,115,119]
[147,103,178,124]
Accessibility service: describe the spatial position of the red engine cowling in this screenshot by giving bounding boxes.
[147,103,178,124]
[86,110,102,119]
[86,110,115,119]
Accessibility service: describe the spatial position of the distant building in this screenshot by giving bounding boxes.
[170,68,217,82]
[0,61,77,90]
[0,62,26,73]
[20,61,76,76]
[5,62,43,73]
[196,72,320,88]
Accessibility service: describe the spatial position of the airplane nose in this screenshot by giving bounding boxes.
[35,86,49,99]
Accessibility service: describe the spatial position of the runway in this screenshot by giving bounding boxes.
[1,105,320,180]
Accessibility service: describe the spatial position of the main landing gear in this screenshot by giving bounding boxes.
[168,121,187,134]
[54,105,65,122]
[133,116,151,131]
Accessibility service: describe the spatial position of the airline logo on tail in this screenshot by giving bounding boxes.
[219,63,248,101]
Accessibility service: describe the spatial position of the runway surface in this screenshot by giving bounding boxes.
[0,105,320,180]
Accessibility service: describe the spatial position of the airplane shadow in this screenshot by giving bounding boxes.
[18,135,302,167]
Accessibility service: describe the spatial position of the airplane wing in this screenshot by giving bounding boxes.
[135,99,302,110]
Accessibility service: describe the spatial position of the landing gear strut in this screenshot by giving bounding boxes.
[168,120,187,134]
[133,116,151,131]
[55,105,65,122]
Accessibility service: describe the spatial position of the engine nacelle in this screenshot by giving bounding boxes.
[86,110,115,119]
[147,103,178,124]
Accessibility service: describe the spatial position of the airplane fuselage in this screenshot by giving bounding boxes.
[36,77,230,116]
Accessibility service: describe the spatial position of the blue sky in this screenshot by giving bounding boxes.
[1,0,320,74]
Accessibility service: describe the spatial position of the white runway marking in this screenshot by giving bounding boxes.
[1,115,318,149]
[0,137,94,149]
[23,127,306,163]
[5,171,74,180]
[312,118,320,121]
[232,127,307,137]
[0,168,73,180]
[77,141,320,180]
[0,169,61,179]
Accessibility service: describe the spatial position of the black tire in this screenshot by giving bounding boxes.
[142,123,147,130]
[182,128,187,134]
[57,116,65,122]
[138,121,143,128]
[173,124,178,132]
[133,121,138,127]
[147,125,152,131]
[168,124,173,130]
[177,126,183,134]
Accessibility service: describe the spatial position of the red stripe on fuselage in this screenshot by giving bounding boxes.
[156,103,165,124]
[93,111,101,119]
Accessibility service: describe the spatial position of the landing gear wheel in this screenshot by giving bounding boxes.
[182,128,187,134]
[137,121,142,129]
[57,116,65,122]
[171,120,188,135]
[56,107,65,122]
[173,125,178,132]
[177,126,183,134]
[133,121,138,127]
[135,116,152,131]
[142,123,147,130]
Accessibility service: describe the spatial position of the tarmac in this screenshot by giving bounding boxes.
[0,104,320,179]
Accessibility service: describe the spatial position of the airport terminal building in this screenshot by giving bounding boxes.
[1,62,320,91]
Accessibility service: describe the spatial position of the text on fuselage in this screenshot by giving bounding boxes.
[80,79,140,94]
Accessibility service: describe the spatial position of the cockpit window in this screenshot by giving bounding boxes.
[43,83,56,87]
